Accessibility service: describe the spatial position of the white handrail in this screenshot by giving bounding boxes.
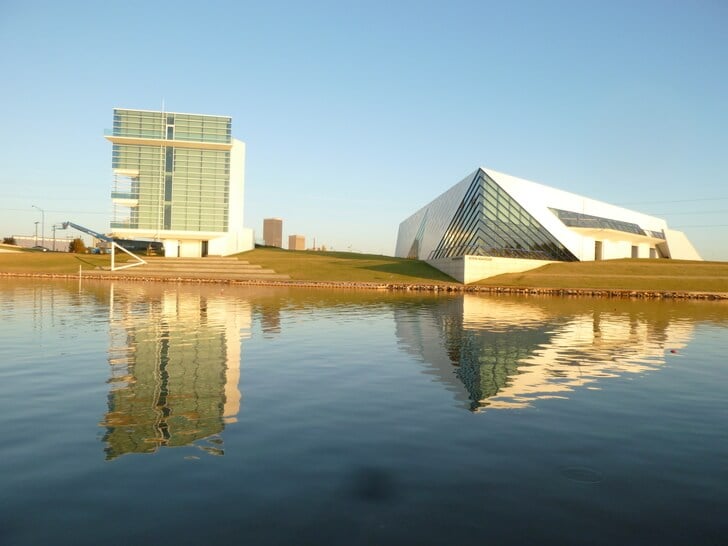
[110,242,147,271]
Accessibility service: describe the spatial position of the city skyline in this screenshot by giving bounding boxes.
[1,1,726,259]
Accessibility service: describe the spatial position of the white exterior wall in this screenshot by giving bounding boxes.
[205,138,254,256]
[663,229,702,260]
[179,240,201,257]
[396,166,702,283]
[484,168,669,262]
[163,240,179,257]
[229,139,245,234]
[395,171,474,259]
[208,228,254,256]
[428,255,555,284]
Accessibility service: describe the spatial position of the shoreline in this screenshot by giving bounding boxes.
[2,271,727,301]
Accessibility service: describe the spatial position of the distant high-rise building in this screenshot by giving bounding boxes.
[105,108,254,257]
[263,218,283,247]
[288,234,305,251]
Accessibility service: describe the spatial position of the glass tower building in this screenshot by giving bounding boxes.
[396,167,701,283]
[105,108,253,257]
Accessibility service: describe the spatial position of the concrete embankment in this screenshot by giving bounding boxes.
[2,271,727,301]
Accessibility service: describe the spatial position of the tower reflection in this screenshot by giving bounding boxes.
[396,295,694,411]
[101,284,251,459]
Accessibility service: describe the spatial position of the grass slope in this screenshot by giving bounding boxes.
[237,247,456,283]
[3,248,726,294]
[475,259,728,292]
[0,251,125,274]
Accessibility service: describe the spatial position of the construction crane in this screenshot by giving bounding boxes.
[59,222,147,271]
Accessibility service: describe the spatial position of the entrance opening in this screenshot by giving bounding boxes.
[201,241,208,257]
[631,245,638,258]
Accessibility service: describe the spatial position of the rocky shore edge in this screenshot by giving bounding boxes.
[3,271,727,300]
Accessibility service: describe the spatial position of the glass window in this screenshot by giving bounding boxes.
[163,205,171,230]
[550,208,647,236]
[165,148,173,173]
[164,175,172,201]
[430,172,577,261]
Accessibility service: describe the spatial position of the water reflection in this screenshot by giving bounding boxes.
[2,280,727,544]
[101,284,250,459]
[397,295,696,411]
[3,279,718,457]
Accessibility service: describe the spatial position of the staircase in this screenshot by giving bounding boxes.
[89,256,290,281]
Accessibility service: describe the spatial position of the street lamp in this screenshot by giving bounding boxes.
[34,221,39,245]
[32,205,45,248]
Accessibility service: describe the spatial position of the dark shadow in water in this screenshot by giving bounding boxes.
[348,466,398,503]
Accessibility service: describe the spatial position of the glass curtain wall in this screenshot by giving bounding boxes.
[430,170,577,261]
[171,149,229,232]
[111,144,163,230]
[111,109,231,232]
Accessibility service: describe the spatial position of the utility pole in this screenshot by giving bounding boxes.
[34,221,39,245]
[52,223,64,252]
[32,205,45,248]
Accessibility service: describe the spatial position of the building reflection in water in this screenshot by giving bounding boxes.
[396,295,695,411]
[101,284,251,459]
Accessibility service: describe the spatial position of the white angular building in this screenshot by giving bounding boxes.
[396,167,701,283]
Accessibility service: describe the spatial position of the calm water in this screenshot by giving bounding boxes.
[1,279,727,545]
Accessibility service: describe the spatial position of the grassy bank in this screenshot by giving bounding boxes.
[0,251,125,274]
[475,259,728,293]
[237,247,456,283]
[2,247,726,295]
[0,247,456,284]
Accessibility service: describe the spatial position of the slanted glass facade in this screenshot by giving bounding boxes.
[430,170,577,261]
[110,109,231,233]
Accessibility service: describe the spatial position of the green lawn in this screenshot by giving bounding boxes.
[236,247,457,283]
[474,258,728,292]
[3,247,727,294]
[0,250,126,274]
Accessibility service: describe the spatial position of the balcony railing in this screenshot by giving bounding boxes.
[104,128,232,144]
[110,221,136,229]
[111,192,138,201]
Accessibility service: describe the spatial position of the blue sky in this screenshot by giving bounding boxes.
[1,0,726,259]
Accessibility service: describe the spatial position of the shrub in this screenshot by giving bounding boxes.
[69,238,87,253]
[3,236,16,245]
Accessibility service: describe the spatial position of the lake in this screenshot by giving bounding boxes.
[1,279,726,545]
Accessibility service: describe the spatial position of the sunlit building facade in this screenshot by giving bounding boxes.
[396,167,702,282]
[105,108,254,257]
[288,234,305,250]
[263,218,282,247]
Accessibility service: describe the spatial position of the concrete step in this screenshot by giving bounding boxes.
[142,258,249,265]
[84,269,290,280]
[86,255,289,280]
[132,264,266,272]
[127,268,280,276]
[106,271,290,280]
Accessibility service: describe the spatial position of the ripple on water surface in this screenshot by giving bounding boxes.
[0,281,727,545]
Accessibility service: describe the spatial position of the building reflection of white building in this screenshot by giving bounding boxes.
[396,295,694,412]
[102,284,251,459]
